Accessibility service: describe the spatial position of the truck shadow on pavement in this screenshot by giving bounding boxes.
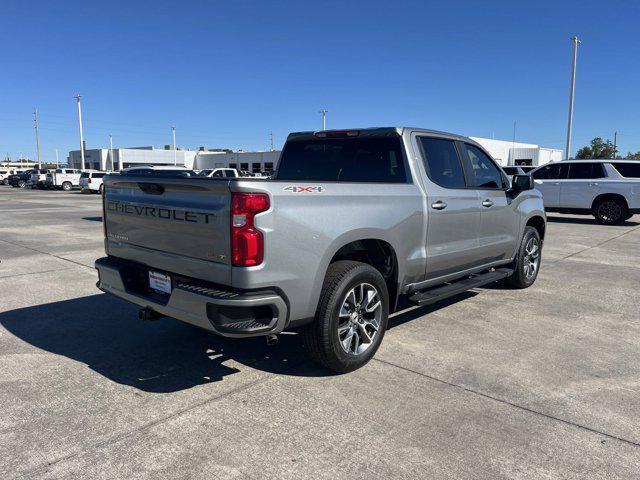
[0,292,474,393]
[0,293,326,393]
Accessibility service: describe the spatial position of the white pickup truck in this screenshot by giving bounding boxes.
[531,160,640,224]
[45,168,83,191]
[30,169,51,189]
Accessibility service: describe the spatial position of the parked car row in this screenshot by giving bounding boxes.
[2,166,252,193]
[2,168,106,192]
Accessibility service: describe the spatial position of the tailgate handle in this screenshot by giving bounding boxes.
[137,182,165,195]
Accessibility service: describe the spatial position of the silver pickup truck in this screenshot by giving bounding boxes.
[96,127,546,372]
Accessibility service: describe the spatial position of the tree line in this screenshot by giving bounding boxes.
[575,137,640,160]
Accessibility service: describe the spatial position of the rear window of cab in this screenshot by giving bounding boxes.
[276,136,409,183]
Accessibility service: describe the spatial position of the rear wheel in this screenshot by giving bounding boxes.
[303,261,389,373]
[62,182,72,191]
[98,184,104,194]
[506,226,541,289]
[593,197,627,225]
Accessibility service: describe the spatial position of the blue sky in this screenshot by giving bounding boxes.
[1,0,639,161]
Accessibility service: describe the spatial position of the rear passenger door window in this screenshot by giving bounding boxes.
[417,137,466,189]
[567,163,606,179]
[463,144,507,189]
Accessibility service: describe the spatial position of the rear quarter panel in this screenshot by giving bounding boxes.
[230,180,425,321]
[597,180,640,209]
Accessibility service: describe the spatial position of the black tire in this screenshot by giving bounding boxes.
[506,226,542,289]
[62,182,72,191]
[17,180,26,188]
[593,197,627,225]
[303,260,389,373]
[98,184,104,194]
[2,179,8,185]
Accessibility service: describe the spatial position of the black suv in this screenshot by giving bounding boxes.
[8,169,37,188]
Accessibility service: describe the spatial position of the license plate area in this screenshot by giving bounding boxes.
[149,270,172,294]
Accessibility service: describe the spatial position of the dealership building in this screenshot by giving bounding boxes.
[193,150,280,173]
[67,146,279,174]
[470,137,562,166]
[67,146,198,171]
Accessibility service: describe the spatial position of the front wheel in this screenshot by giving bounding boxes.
[62,182,72,191]
[303,261,389,373]
[506,226,542,289]
[2,179,8,185]
[17,180,26,188]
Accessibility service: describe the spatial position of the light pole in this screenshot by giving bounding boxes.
[109,134,114,171]
[319,109,328,130]
[171,126,177,165]
[565,36,580,160]
[34,109,41,169]
[55,149,59,167]
[75,94,86,171]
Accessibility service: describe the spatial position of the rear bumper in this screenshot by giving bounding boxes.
[95,256,289,338]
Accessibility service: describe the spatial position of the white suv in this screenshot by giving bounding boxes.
[531,160,640,224]
[0,169,22,185]
[79,171,107,193]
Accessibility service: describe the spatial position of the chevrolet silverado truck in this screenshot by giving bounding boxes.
[96,127,546,372]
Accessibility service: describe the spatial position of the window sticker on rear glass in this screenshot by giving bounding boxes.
[283,186,325,193]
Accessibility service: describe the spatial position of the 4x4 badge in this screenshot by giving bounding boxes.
[283,186,324,193]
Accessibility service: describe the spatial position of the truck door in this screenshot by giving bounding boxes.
[461,142,517,264]
[560,162,605,209]
[532,163,568,208]
[415,136,481,280]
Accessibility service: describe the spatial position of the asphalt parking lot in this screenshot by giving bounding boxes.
[1,187,639,479]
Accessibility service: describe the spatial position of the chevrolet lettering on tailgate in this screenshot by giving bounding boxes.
[106,201,216,224]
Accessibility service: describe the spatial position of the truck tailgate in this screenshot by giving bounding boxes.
[104,176,231,266]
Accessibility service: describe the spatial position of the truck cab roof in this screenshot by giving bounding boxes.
[286,127,471,143]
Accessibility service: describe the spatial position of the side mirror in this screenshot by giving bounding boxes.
[510,174,534,192]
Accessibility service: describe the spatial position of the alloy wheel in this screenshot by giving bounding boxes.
[523,237,540,280]
[337,283,382,355]
[597,201,622,223]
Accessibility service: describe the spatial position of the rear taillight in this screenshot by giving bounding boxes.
[231,192,270,267]
[88,178,92,183]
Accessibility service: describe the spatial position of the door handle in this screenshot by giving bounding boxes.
[588,182,599,186]
[431,201,447,210]
[482,199,494,208]
[552,182,560,185]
